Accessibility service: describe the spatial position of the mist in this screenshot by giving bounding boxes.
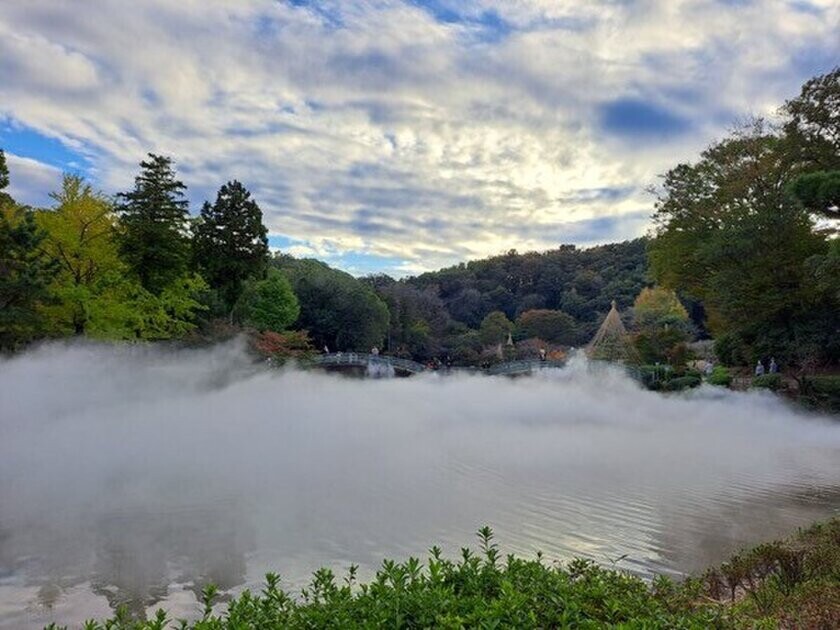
[1,341,838,628]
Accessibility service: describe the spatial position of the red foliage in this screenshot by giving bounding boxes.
[251,330,315,363]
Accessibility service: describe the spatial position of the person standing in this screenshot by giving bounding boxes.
[769,357,778,374]
[755,360,765,376]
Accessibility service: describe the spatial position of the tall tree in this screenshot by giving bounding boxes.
[516,309,577,345]
[631,287,691,364]
[783,67,840,221]
[193,180,269,310]
[37,175,136,336]
[273,256,389,351]
[649,121,832,365]
[0,149,11,208]
[0,207,57,351]
[117,154,191,294]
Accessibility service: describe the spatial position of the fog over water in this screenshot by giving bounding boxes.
[1,342,838,628]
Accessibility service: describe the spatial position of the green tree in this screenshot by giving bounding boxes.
[234,270,299,332]
[0,206,57,350]
[789,170,840,220]
[37,175,137,336]
[273,256,389,351]
[516,309,577,344]
[130,273,208,339]
[193,180,269,310]
[649,120,832,365]
[479,310,513,346]
[0,149,11,208]
[117,154,191,294]
[631,287,691,365]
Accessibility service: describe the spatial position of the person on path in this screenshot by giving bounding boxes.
[755,360,765,376]
[769,358,778,374]
[323,344,330,355]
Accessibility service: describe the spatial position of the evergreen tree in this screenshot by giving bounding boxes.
[0,207,58,351]
[117,154,191,294]
[194,180,269,310]
[0,149,12,208]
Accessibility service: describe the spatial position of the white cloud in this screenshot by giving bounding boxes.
[0,0,836,272]
[5,154,62,208]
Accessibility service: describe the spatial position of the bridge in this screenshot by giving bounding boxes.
[309,352,427,375]
[309,354,568,377]
[485,359,567,376]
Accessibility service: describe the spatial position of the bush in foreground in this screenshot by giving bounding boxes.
[50,520,839,629]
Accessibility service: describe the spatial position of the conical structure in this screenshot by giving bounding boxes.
[587,300,637,362]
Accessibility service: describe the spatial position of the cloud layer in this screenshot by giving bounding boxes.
[1,0,837,274]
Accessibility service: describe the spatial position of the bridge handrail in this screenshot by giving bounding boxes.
[486,359,567,375]
[310,353,427,373]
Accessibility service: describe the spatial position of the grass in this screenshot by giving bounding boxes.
[48,520,839,629]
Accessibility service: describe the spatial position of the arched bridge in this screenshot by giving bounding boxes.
[309,354,568,377]
[485,359,567,376]
[310,353,427,375]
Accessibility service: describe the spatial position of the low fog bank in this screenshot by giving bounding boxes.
[1,341,839,624]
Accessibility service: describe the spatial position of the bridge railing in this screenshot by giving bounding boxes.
[486,359,567,376]
[309,353,426,373]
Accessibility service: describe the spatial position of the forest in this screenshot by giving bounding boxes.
[1,68,838,373]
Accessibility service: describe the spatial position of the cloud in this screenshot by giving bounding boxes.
[4,153,63,208]
[0,0,837,274]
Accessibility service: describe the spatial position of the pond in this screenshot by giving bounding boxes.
[1,343,838,628]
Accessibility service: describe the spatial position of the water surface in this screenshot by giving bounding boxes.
[1,343,838,628]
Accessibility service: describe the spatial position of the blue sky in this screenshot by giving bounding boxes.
[1,0,837,275]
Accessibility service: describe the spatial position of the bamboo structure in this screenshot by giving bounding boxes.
[586,300,638,362]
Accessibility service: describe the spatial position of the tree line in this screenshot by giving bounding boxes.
[1,67,837,369]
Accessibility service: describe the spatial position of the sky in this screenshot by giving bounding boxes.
[0,1,838,276]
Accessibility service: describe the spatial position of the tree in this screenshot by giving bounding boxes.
[273,256,389,351]
[36,175,133,336]
[783,68,840,223]
[783,67,839,171]
[632,287,689,330]
[193,180,269,310]
[373,281,450,359]
[479,311,513,346]
[516,309,577,345]
[117,154,191,294]
[234,270,299,332]
[0,206,57,350]
[631,287,691,365]
[649,119,833,365]
[129,273,208,339]
[789,171,840,220]
[0,149,11,208]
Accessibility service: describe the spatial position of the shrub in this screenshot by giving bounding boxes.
[753,373,782,390]
[251,330,315,365]
[708,365,732,387]
[799,375,840,413]
[714,332,747,366]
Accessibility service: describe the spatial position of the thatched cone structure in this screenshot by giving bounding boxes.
[586,300,638,362]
